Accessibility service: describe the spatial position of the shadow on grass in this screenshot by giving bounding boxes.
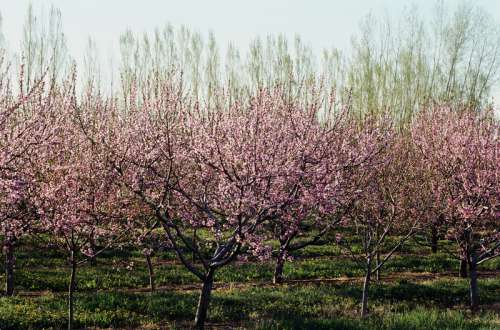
[0,291,198,329]
[0,279,498,330]
[338,278,500,308]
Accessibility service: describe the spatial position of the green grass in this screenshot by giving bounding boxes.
[0,235,497,329]
[0,278,498,329]
[13,251,496,293]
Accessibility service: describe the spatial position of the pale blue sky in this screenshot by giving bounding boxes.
[2,0,500,57]
[0,0,499,103]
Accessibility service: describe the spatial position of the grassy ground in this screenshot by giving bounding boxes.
[0,236,498,329]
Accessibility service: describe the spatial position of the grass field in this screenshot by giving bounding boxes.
[0,236,498,329]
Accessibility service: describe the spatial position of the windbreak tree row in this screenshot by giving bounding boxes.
[4,2,499,121]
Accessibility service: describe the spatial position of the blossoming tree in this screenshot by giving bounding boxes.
[0,65,55,296]
[412,107,499,311]
[33,82,128,329]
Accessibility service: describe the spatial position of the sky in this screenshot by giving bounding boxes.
[0,0,425,54]
[0,0,499,104]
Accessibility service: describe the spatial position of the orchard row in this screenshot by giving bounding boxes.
[0,69,498,329]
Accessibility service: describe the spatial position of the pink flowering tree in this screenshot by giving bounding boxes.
[412,106,499,311]
[102,83,357,328]
[0,64,56,296]
[335,129,428,317]
[135,226,165,293]
[122,207,164,293]
[268,113,391,284]
[32,83,128,330]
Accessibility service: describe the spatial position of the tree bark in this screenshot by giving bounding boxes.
[145,253,155,293]
[4,238,15,296]
[468,250,479,312]
[375,251,381,283]
[459,257,468,278]
[68,250,77,330]
[88,235,97,266]
[273,246,287,284]
[430,226,438,254]
[194,269,215,329]
[192,229,197,263]
[361,256,372,317]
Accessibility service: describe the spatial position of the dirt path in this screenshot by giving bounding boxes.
[17,269,499,297]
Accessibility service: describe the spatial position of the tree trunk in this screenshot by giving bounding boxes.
[194,269,215,329]
[430,226,438,254]
[468,250,479,312]
[273,246,287,284]
[4,239,15,296]
[145,253,155,293]
[375,251,381,283]
[192,229,197,263]
[68,251,77,330]
[459,257,468,278]
[88,236,97,266]
[361,256,372,317]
